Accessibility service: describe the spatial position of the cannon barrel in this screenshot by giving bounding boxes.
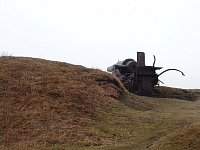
[110,59,137,73]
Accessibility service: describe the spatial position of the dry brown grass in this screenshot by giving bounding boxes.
[0,56,127,149]
[1,56,200,150]
[155,86,196,101]
[150,124,200,150]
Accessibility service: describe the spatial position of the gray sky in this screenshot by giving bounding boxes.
[0,0,200,89]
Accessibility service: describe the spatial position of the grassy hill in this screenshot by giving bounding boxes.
[0,56,200,150]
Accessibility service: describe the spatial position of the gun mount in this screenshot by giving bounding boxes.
[107,52,185,95]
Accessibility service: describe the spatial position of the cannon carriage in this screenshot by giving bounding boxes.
[107,52,184,95]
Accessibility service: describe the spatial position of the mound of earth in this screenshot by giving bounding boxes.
[1,56,200,150]
[150,124,200,150]
[154,86,197,101]
[0,56,153,149]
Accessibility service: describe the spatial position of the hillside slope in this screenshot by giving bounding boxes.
[1,56,200,150]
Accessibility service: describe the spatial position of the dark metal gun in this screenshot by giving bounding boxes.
[107,52,184,95]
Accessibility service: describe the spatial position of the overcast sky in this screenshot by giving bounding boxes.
[0,0,200,89]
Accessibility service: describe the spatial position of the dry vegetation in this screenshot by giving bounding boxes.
[0,56,200,150]
[156,86,196,101]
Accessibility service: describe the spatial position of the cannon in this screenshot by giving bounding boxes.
[107,52,185,95]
